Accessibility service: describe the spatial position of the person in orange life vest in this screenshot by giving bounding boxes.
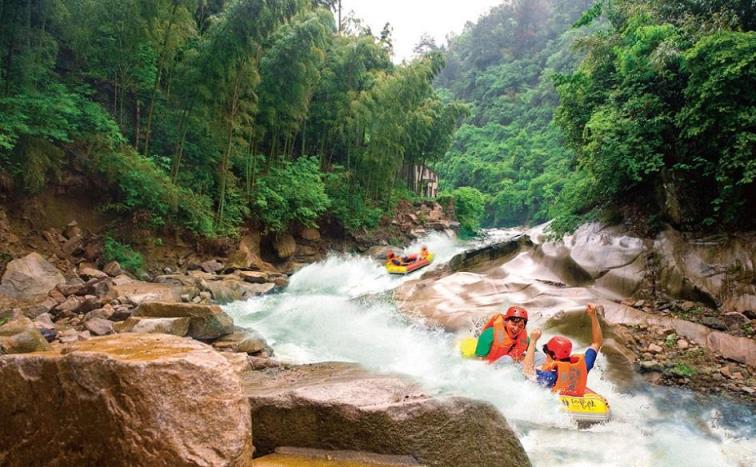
[478,306,536,365]
[386,250,403,266]
[522,303,603,396]
[419,245,430,260]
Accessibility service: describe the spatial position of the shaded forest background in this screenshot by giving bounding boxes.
[0,0,467,239]
[434,0,755,234]
[1,0,754,243]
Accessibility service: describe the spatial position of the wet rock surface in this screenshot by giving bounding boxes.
[0,334,252,466]
[243,362,530,467]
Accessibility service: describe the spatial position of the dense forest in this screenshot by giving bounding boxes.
[0,0,467,238]
[435,0,755,234]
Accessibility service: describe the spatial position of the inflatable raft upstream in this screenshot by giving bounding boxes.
[385,252,434,275]
[458,336,611,425]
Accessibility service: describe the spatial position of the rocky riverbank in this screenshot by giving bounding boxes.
[2,199,499,466]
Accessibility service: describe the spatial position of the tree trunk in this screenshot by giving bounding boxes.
[171,100,194,183]
[143,0,179,157]
[216,70,244,228]
[134,98,141,148]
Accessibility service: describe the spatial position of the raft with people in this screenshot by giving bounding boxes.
[458,304,611,426]
[385,246,433,275]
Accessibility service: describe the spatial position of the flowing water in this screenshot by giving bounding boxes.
[225,232,756,467]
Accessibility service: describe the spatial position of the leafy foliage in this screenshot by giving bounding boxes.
[0,0,466,237]
[253,157,329,232]
[103,235,144,273]
[450,187,486,238]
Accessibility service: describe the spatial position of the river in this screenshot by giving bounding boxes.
[225,232,755,467]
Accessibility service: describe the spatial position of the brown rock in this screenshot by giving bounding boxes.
[0,253,66,300]
[213,328,269,354]
[238,271,270,284]
[0,316,51,354]
[648,343,664,354]
[245,362,530,467]
[84,317,114,336]
[273,234,296,259]
[61,234,83,256]
[299,227,320,241]
[114,317,191,337]
[133,302,234,340]
[78,265,108,281]
[0,334,252,466]
[677,339,690,350]
[64,220,81,239]
[102,261,123,277]
[201,259,225,274]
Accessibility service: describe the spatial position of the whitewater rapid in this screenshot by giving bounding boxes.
[225,232,755,467]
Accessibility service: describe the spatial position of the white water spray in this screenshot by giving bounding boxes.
[225,234,756,467]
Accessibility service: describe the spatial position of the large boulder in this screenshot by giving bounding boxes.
[0,252,65,301]
[243,362,530,467]
[0,334,252,466]
[133,302,234,340]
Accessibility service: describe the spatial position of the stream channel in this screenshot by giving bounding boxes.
[225,232,755,467]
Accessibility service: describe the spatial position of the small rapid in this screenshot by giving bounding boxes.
[225,233,755,467]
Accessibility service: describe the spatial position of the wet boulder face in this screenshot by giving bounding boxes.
[655,229,756,312]
[244,362,530,467]
[0,252,65,301]
[133,301,234,340]
[0,334,252,466]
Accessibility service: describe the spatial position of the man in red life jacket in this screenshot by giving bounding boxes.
[476,306,533,365]
[522,303,603,397]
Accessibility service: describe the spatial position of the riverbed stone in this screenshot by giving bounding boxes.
[243,362,530,467]
[213,327,269,354]
[0,252,66,301]
[0,334,252,466]
[114,316,191,337]
[132,302,233,340]
[0,316,51,354]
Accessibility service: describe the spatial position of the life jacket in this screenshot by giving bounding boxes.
[543,355,588,396]
[484,314,529,363]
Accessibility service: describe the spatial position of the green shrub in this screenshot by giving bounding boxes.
[670,362,696,378]
[103,235,143,273]
[253,157,329,233]
[324,168,382,231]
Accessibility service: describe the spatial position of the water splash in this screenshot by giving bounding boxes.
[225,232,756,467]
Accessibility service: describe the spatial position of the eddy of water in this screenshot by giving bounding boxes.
[225,233,755,467]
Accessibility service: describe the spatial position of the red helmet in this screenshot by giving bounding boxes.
[386,250,395,258]
[504,306,528,322]
[544,336,572,360]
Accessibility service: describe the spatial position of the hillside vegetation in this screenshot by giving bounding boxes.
[435,0,755,234]
[0,0,466,238]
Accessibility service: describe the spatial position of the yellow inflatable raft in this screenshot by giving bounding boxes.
[560,389,611,425]
[385,252,434,275]
[457,336,611,425]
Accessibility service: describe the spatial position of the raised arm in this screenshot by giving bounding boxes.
[522,328,542,378]
[587,303,603,351]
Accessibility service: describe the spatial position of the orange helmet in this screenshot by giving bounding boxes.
[386,250,395,258]
[544,336,572,360]
[504,306,528,322]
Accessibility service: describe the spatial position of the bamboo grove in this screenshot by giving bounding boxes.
[0,0,468,236]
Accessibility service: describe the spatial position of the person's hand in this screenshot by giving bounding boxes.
[586,303,597,317]
[530,328,542,341]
